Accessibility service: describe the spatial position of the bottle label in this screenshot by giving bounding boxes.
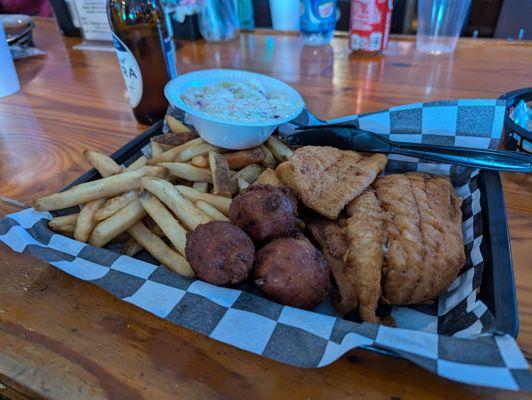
[317,1,334,18]
[300,0,337,33]
[112,33,143,108]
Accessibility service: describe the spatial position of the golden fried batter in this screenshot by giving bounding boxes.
[277,146,387,219]
[344,190,385,323]
[308,173,464,323]
[307,191,385,323]
[307,218,357,314]
[375,172,464,305]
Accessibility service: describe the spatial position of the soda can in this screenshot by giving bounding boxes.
[349,0,392,55]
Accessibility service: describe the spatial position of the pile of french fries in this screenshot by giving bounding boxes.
[34,116,293,278]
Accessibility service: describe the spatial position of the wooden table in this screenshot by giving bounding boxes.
[0,18,530,399]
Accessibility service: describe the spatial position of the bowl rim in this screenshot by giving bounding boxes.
[1,14,35,46]
[164,68,305,128]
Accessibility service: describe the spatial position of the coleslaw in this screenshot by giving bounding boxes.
[181,79,298,122]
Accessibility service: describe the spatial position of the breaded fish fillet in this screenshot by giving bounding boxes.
[308,172,464,323]
[277,146,387,219]
[307,190,385,323]
[375,172,464,305]
[307,218,356,314]
[344,190,385,323]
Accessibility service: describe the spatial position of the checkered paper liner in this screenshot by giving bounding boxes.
[1,100,530,391]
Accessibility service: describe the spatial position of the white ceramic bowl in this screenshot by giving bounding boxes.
[164,69,305,150]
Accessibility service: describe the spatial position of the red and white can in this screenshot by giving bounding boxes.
[349,0,393,55]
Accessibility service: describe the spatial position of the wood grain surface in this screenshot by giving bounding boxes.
[0,18,530,399]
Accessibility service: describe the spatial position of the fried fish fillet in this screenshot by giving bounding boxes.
[344,190,386,323]
[277,146,387,219]
[308,173,464,323]
[307,218,356,314]
[375,172,464,305]
[307,190,385,323]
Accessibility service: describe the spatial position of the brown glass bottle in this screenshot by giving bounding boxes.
[108,0,177,125]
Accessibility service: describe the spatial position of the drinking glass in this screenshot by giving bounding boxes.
[416,0,471,54]
[0,24,20,98]
[198,0,239,42]
[269,0,300,31]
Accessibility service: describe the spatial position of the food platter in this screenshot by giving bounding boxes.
[2,99,527,390]
[52,117,518,337]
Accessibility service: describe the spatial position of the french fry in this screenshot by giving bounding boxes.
[33,166,166,211]
[260,144,277,169]
[122,237,142,256]
[84,150,122,177]
[224,147,267,169]
[51,223,76,236]
[151,140,164,158]
[165,114,191,134]
[266,135,293,162]
[94,190,137,221]
[122,225,163,256]
[153,131,199,147]
[48,213,79,229]
[92,157,147,221]
[74,198,105,242]
[175,185,232,215]
[195,200,229,222]
[232,164,265,184]
[192,182,209,193]
[175,143,218,162]
[208,151,232,197]
[140,191,188,256]
[159,162,212,183]
[89,199,146,247]
[128,221,194,277]
[254,168,282,186]
[148,137,205,164]
[229,178,239,196]
[191,155,208,168]
[125,156,148,171]
[142,178,211,230]
[237,178,250,191]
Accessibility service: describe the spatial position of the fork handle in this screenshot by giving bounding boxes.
[392,143,532,172]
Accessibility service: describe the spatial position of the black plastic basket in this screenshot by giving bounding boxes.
[500,87,532,154]
[63,120,519,338]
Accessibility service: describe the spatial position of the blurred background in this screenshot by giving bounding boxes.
[0,0,530,40]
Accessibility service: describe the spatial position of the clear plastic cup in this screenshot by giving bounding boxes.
[0,24,20,98]
[198,0,240,42]
[269,0,300,31]
[416,0,472,54]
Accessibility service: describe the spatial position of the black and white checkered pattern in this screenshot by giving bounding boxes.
[0,100,530,391]
[280,99,506,152]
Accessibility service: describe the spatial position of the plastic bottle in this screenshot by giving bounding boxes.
[300,0,338,46]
